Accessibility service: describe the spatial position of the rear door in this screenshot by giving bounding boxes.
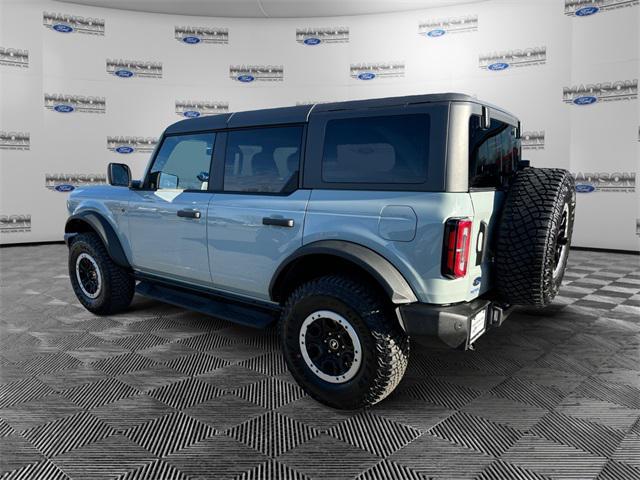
[207,125,310,301]
[467,113,520,298]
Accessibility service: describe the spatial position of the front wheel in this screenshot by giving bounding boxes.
[279,275,409,410]
[68,232,135,315]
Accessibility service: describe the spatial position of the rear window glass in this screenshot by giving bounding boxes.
[469,116,520,189]
[224,126,303,194]
[321,114,430,184]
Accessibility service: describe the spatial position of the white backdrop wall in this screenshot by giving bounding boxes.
[1,0,638,250]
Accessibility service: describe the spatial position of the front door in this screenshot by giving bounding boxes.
[128,132,216,285]
[207,125,309,301]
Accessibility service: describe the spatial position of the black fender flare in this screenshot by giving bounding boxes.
[269,240,418,305]
[64,212,131,269]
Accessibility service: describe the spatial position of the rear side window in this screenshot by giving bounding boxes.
[321,114,430,184]
[224,126,303,194]
[148,133,215,190]
[469,116,520,189]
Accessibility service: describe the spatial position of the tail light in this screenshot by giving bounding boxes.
[442,218,472,279]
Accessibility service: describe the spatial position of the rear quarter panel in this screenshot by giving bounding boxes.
[304,190,478,304]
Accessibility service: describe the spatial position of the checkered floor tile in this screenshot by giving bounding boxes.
[1,245,639,479]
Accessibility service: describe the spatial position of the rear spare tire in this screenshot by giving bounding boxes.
[495,167,576,307]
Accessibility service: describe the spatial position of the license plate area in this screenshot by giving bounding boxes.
[468,307,487,345]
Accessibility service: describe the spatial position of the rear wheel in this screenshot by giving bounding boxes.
[68,232,135,315]
[495,167,576,306]
[279,274,409,409]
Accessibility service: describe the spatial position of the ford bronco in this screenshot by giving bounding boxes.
[65,93,576,409]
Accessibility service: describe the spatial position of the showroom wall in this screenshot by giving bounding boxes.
[1,0,638,250]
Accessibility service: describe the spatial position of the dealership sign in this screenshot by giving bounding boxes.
[107,136,158,154]
[564,0,639,17]
[521,131,545,150]
[176,101,229,118]
[350,62,405,80]
[296,27,349,45]
[563,79,638,105]
[43,11,105,35]
[0,47,28,68]
[45,174,107,193]
[480,46,546,71]
[419,14,478,37]
[175,26,228,44]
[230,65,284,82]
[0,131,30,151]
[572,172,636,193]
[0,214,31,234]
[45,93,106,114]
[107,59,162,79]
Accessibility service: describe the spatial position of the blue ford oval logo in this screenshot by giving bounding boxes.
[488,62,509,71]
[54,104,74,113]
[115,146,134,154]
[115,69,134,78]
[473,276,482,287]
[183,110,201,118]
[54,184,75,192]
[53,24,73,33]
[427,29,446,37]
[575,184,596,193]
[576,6,599,16]
[183,36,201,44]
[357,72,376,80]
[303,37,321,45]
[237,74,254,83]
[573,96,597,105]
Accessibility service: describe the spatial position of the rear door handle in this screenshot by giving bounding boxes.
[262,217,294,227]
[177,209,201,219]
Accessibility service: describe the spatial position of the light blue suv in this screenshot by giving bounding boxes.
[65,93,576,408]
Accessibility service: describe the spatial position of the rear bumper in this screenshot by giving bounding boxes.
[398,298,515,349]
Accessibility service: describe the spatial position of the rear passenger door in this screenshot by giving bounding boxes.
[207,125,310,302]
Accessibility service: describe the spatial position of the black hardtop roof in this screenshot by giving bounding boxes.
[164,92,517,134]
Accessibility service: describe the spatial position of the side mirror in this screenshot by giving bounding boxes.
[158,172,179,189]
[107,163,131,187]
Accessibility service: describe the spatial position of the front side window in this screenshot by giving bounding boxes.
[148,133,215,190]
[223,126,303,194]
[469,116,520,189]
[321,114,430,184]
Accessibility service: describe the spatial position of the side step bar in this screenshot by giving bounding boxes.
[136,281,277,329]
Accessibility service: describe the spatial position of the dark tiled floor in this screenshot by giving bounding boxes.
[1,245,639,480]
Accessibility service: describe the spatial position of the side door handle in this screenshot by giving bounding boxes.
[262,217,294,227]
[177,209,201,219]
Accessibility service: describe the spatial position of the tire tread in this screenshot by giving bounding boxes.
[279,274,409,409]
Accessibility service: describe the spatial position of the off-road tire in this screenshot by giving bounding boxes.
[68,232,135,315]
[495,167,576,306]
[279,274,409,410]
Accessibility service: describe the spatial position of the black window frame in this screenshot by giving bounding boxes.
[215,123,307,197]
[142,131,219,193]
[303,104,448,192]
